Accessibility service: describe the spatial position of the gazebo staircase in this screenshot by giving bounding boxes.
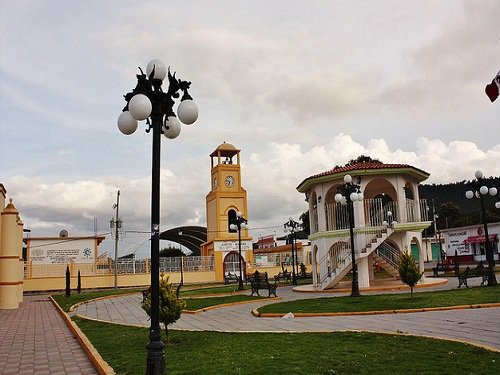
[318,226,396,290]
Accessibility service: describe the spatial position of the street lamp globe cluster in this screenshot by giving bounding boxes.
[118,59,198,137]
[465,170,498,287]
[117,59,198,375]
[230,211,248,291]
[335,174,363,297]
[283,217,302,285]
[382,211,396,226]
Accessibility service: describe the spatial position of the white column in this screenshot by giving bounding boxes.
[357,256,370,288]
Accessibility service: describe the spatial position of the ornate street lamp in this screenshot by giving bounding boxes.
[335,174,363,297]
[283,218,301,285]
[230,211,248,291]
[117,59,198,374]
[465,170,498,287]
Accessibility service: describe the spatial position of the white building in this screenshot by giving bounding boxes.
[297,162,431,290]
[440,222,499,263]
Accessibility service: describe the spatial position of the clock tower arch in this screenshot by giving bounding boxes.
[201,142,253,282]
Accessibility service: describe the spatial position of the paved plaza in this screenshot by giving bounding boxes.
[1,276,499,375]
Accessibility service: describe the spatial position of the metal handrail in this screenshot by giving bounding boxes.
[376,242,400,269]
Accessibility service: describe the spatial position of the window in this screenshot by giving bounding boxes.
[228,209,237,233]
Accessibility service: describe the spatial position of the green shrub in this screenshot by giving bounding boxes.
[399,250,423,298]
[141,274,186,342]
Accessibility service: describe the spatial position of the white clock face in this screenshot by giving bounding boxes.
[225,175,235,187]
[213,177,218,188]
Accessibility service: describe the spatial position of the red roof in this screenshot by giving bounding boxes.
[297,162,430,192]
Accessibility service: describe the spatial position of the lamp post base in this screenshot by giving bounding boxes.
[146,338,165,375]
[350,282,361,297]
[487,270,498,287]
[351,269,361,297]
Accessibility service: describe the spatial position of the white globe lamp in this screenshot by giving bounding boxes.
[146,59,167,80]
[163,117,181,139]
[177,99,198,125]
[117,111,138,135]
[129,94,152,121]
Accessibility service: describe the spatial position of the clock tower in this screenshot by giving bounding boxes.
[201,142,253,282]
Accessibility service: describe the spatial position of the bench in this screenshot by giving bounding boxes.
[248,271,277,297]
[224,272,240,285]
[274,269,291,283]
[432,259,454,276]
[456,263,488,288]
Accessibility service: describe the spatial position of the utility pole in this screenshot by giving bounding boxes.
[110,190,122,289]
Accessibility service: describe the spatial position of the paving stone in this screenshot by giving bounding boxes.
[0,295,98,375]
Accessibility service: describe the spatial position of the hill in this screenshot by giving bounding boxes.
[418,177,500,231]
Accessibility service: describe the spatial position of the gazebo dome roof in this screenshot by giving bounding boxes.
[297,162,430,192]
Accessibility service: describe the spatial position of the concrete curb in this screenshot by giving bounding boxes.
[253,302,500,317]
[293,278,448,293]
[49,296,115,375]
[183,296,281,314]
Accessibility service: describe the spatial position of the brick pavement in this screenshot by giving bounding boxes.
[0,294,98,375]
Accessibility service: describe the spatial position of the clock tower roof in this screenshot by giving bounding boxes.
[210,142,240,158]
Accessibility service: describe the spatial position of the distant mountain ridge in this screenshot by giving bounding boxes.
[418,177,500,229]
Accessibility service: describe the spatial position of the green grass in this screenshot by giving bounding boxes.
[258,285,500,314]
[74,317,500,375]
[179,284,250,297]
[184,295,264,311]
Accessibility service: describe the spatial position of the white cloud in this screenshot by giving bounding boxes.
[2,1,500,257]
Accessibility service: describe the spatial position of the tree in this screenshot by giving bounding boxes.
[141,274,186,343]
[299,211,310,236]
[159,246,184,257]
[438,202,461,229]
[398,251,423,298]
[65,266,71,297]
[346,155,383,166]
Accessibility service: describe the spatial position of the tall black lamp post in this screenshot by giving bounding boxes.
[178,229,184,286]
[283,218,301,285]
[117,59,198,374]
[465,170,498,287]
[230,211,248,291]
[334,174,363,297]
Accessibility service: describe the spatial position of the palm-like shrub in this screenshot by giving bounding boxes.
[141,274,186,342]
[398,251,423,298]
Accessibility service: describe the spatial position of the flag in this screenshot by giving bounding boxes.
[485,71,500,102]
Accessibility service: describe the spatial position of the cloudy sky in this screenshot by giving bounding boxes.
[1,0,499,258]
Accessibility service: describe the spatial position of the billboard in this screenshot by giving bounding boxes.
[214,240,252,252]
[446,230,469,256]
[29,239,95,264]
